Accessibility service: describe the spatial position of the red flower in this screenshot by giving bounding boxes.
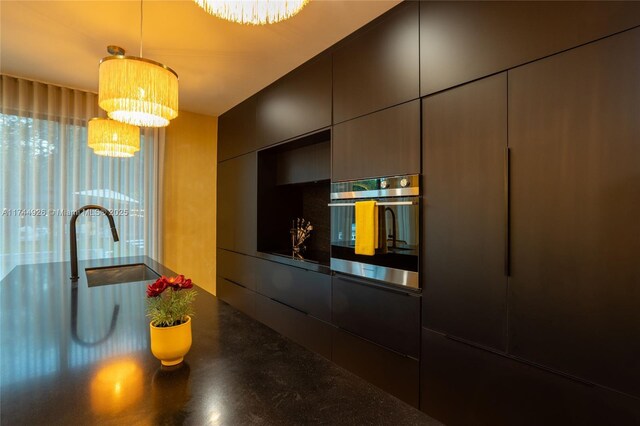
[146,277,168,297]
[147,275,193,297]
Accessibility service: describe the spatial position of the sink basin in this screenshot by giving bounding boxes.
[85,263,160,287]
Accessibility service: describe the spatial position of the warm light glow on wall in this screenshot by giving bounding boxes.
[88,118,140,158]
[194,0,310,25]
[99,56,179,128]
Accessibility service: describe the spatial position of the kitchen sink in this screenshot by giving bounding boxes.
[85,263,160,287]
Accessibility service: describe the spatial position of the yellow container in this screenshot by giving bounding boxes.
[149,316,192,366]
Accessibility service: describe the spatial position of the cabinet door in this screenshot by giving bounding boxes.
[217,249,258,291]
[509,29,640,397]
[332,1,419,123]
[217,152,257,255]
[422,73,508,351]
[256,259,331,322]
[420,1,640,97]
[332,327,419,408]
[218,96,256,162]
[332,274,421,358]
[254,293,332,360]
[332,100,420,181]
[257,55,331,147]
[217,277,256,318]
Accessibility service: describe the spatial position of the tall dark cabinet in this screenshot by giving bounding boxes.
[217,153,257,255]
[508,28,640,398]
[422,73,508,351]
[332,1,419,123]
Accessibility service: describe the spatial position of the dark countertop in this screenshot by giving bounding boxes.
[0,258,440,425]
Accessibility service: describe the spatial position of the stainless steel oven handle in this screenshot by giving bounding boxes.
[327,201,418,207]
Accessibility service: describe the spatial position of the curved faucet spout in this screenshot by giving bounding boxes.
[70,204,119,281]
[385,207,397,249]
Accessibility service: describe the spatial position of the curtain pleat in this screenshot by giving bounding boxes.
[0,74,164,280]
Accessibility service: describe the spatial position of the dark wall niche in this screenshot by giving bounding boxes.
[257,129,331,266]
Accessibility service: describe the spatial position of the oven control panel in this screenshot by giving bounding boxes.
[331,174,420,199]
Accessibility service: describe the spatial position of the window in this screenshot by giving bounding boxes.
[0,75,163,280]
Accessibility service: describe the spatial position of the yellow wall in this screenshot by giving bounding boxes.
[163,111,218,294]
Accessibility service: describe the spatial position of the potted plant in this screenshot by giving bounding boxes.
[146,275,196,366]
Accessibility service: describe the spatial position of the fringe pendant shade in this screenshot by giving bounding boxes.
[99,56,178,128]
[88,118,141,158]
[194,0,310,25]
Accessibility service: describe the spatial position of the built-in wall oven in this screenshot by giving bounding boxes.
[329,175,420,289]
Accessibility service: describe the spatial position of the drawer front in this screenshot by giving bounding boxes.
[255,293,332,359]
[217,277,256,318]
[332,274,420,358]
[256,259,331,322]
[332,327,419,407]
[217,249,258,291]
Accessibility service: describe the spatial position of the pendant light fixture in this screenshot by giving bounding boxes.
[194,0,310,25]
[98,0,178,127]
[88,118,140,158]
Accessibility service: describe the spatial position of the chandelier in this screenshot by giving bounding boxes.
[194,0,310,25]
[99,53,178,127]
[88,118,140,158]
[98,0,179,128]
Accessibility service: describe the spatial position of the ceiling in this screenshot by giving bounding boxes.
[0,0,400,117]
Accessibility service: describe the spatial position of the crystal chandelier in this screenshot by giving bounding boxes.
[194,0,310,25]
[88,118,140,158]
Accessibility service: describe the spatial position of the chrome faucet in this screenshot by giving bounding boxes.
[70,204,119,281]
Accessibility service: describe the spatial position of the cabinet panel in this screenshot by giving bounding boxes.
[332,327,419,407]
[420,1,640,96]
[508,29,640,397]
[217,249,258,291]
[257,55,331,147]
[332,100,420,181]
[218,96,256,161]
[256,259,331,322]
[332,274,420,358]
[217,153,257,255]
[421,328,640,426]
[422,73,508,350]
[255,293,332,359]
[333,1,419,123]
[217,277,256,318]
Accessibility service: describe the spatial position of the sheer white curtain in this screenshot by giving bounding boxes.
[0,75,164,280]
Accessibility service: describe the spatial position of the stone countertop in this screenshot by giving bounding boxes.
[0,257,440,425]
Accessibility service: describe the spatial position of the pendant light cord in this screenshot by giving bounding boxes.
[139,0,143,57]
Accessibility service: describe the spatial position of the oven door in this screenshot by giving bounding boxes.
[329,196,419,289]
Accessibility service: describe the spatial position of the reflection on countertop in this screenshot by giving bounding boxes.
[0,258,440,425]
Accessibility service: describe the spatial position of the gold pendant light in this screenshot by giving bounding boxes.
[98,1,179,128]
[88,118,140,158]
[194,0,310,25]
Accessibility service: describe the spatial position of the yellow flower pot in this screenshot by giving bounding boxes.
[149,316,192,366]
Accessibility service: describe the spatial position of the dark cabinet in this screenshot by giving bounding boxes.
[254,293,332,359]
[217,249,258,291]
[256,259,331,322]
[422,73,508,351]
[333,1,419,123]
[217,152,257,255]
[217,277,256,318]
[218,96,256,162]
[332,100,420,181]
[332,327,419,407]
[332,274,420,358]
[420,328,640,426]
[420,1,640,96]
[508,28,640,398]
[256,55,331,147]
